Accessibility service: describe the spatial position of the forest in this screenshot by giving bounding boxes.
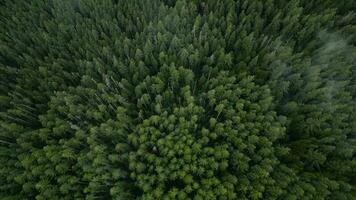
[0,0,355,199]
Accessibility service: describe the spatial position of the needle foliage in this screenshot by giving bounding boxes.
[0,0,355,199]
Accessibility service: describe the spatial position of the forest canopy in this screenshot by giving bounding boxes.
[0,0,355,199]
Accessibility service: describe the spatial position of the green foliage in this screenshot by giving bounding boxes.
[0,0,355,199]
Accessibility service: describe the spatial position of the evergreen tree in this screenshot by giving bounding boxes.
[0,0,355,199]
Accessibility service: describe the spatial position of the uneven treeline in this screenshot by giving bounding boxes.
[0,0,355,199]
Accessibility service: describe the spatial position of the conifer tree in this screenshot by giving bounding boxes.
[1,0,355,199]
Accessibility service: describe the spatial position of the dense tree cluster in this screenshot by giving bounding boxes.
[0,0,355,199]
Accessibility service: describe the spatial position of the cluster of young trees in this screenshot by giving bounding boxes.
[0,0,355,199]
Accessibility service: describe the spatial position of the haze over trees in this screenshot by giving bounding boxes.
[0,0,355,199]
